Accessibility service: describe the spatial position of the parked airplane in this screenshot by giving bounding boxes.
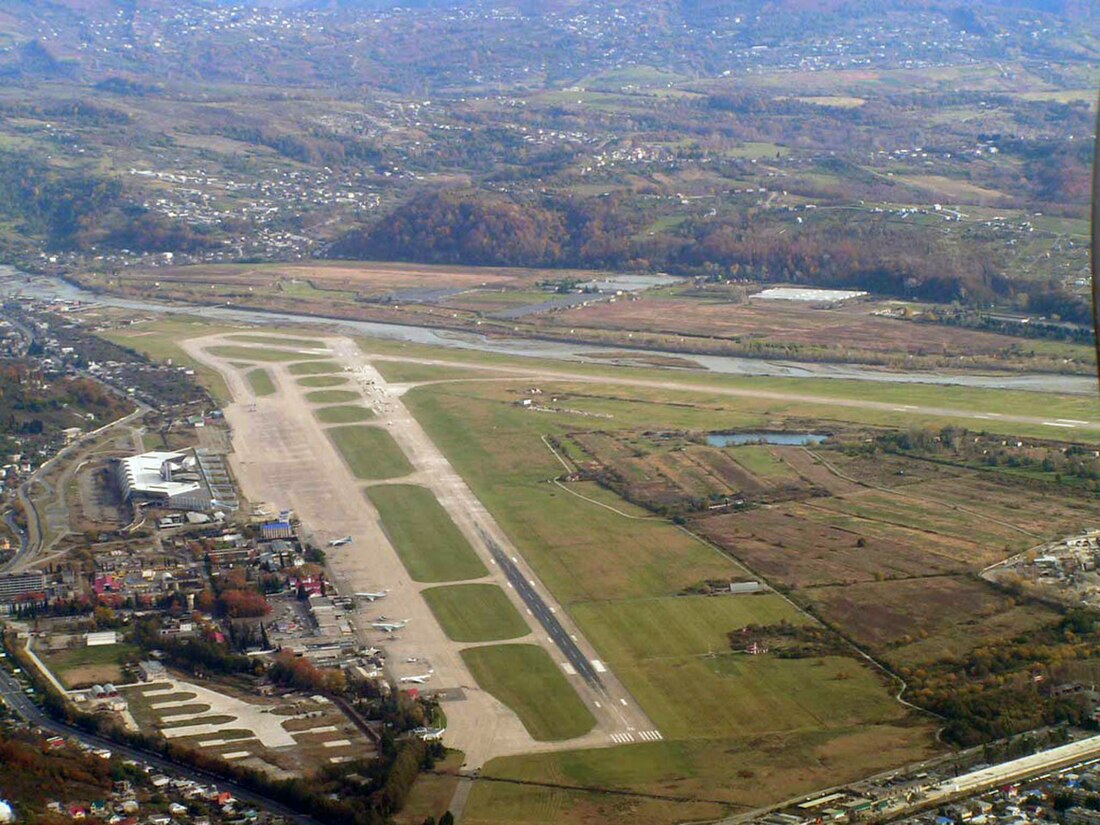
[328,536,353,547]
[372,619,409,632]
[355,590,388,601]
[398,671,434,684]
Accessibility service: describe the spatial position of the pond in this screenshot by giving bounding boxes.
[706,432,829,447]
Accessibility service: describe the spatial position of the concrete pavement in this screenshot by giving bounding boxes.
[185,334,658,770]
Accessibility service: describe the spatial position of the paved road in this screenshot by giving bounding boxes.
[0,665,317,825]
[2,394,149,574]
[476,525,604,690]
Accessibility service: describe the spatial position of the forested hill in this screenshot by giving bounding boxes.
[329,188,1091,321]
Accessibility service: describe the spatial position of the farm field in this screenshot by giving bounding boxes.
[729,444,801,480]
[547,296,1090,370]
[422,583,531,642]
[315,404,375,423]
[566,430,811,510]
[802,577,1059,667]
[246,367,276,396]
[460,645,597,741]
[327,425,414,479]
[552,297,1019,355]
[365,484,488,581]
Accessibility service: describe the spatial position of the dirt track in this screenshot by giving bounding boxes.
[184,334,659,769]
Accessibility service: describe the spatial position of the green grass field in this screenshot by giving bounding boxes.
[395,751,465,825]
[399,376,937,817]
[466,723,934,824]
[570,595,802,661]
[422,584,531,642]
[228,333,326,348]
[460,645,596,741]
[41,643,140,688]
[297,375,349,388]
[246,367,276,396]
[328,426,413,480]
[360,336,1100,443]
[98,317,241,403]
[571,596,902,739]
[208,345,325,362]
[372,360,496,384]
[366,484,487,581]
[306,389,361,404]
[402,385,743,601]
[316,405,375,424]
[288,360,343,375]
[728,445,797,479]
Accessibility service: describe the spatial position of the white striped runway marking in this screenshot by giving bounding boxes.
[591,659,607,673]
[610,730,662,744]
[561,662,576,675]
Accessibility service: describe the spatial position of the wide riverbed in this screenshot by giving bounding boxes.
[1,266,1091,395]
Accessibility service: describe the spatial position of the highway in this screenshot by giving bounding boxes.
[0,664,318,825]
[476,525,605,690]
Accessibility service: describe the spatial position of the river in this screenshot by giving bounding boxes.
[0,266,1092,395]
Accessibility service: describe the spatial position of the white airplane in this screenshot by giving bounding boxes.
[355,591,388,601]
[399,671,434,685]
[328,536,353,547]
[372,618,409,632]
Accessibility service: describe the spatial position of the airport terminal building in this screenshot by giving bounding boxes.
[115,449,238,512]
